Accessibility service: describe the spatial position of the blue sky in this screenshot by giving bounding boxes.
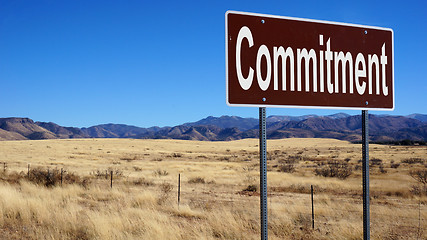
[0,0,426,127]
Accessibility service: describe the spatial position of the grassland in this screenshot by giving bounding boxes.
[0,138,426,239]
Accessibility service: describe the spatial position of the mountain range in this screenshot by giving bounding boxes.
[0,113,426,142]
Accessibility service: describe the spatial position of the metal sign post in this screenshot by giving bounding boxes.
[362,110,370,240]
[259,107,268,240]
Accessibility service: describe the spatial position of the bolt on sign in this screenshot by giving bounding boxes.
[226,11,394,110]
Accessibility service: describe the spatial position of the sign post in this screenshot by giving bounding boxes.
[225,11,393,240]
[259,107,268,240]
[362,110,370,239]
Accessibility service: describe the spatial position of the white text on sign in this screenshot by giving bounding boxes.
[236,26,389,96]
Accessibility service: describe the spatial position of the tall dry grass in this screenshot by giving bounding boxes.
[0,138,425,239]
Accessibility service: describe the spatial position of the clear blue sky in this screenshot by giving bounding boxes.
[1,0,426,127]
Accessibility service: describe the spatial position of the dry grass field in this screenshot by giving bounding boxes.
[0,138,426,239]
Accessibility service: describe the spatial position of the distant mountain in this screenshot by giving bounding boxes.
[264,115,425,142]
[0,128,27,140]
[81,114,427,142]
[0,118,56,140]
[138,125,231,141]
[0,114,426,142]
[36,122,89,139]
[407,114,427,122]
[267,113,350,122]
[266,114,318,122]
[81,124,161,138]
[327,113,351,119]
[184,113,352,130]
[80,126,118,138]
[183,116,258,131]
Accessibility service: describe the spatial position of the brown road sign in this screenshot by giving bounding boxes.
[226,11,394,110]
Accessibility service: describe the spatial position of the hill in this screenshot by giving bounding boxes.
[183,116,258,131]
[0,118,56,140]
[407,113,427,122]
[0,113,426,142]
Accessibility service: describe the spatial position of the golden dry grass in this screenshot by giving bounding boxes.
[0,138,426,239]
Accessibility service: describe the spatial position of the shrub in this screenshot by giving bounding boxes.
[91,169,110,179]
[157,182,173,205]
[293,213,312,230]
[286,155,303,163]
[390,163,400,168]
[91,168,122,179]
[62,170,81,184]
[153,169,169,177]
[160,182,173,194]
[132,177,154,186]
[379,164,387,174]
[410,185,427,196]
[120,155,139,161]
[370,158,383,166]
[28,168,80,187]
[409,169,427,185]
[279,164,295,173]
[133,166,143,171]
[402,158,424,165]
[80,176,92,189]
[188,177,205,184]
[314,160,352,179]
[243,184,257,192]
[0,171,25,184]
[28,168,56,186]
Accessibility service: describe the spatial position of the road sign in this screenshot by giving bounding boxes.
[226,11,394,110]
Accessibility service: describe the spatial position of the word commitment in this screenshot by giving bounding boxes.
[235,26,389,96]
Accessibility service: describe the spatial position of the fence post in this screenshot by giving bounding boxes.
[178,173,181,207]
[311,185,315,229]
[27,164,30,178]
[110,171,113,188]
[3,162,6,173]
[61,168,63,186]
[418,200,421,239]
